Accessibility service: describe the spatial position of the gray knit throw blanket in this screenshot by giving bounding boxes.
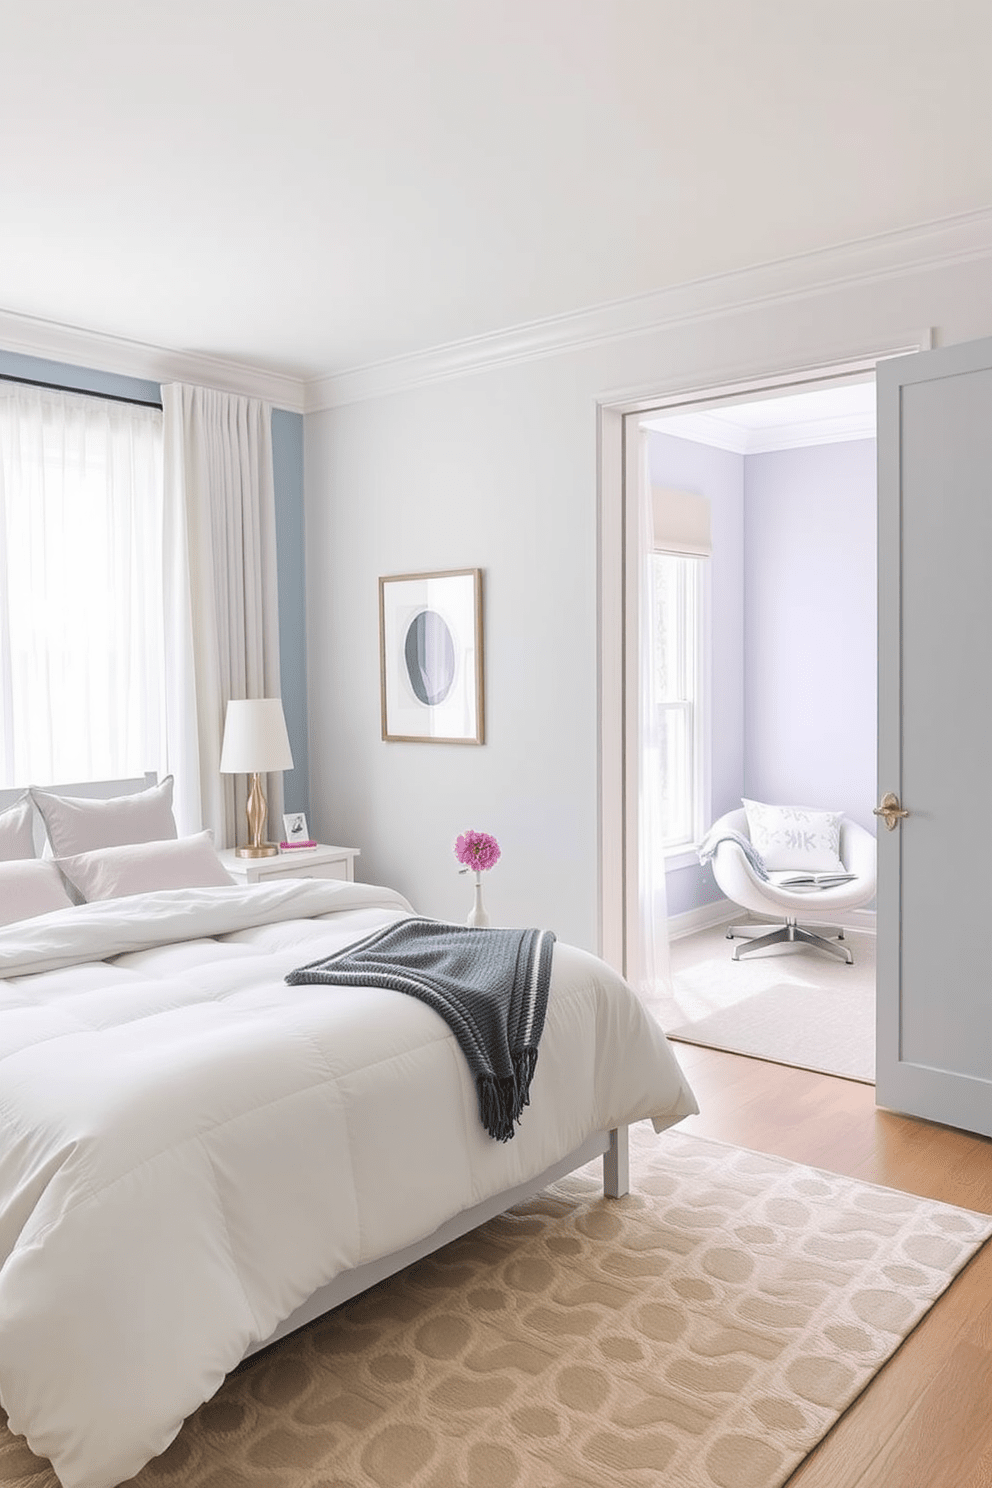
[286,918,556,1142]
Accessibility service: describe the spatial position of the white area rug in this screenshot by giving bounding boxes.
[653,922,875,1083]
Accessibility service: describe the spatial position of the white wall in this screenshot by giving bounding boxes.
[744,439,877,830]
[304,251,992,953]
[304,371,602,944]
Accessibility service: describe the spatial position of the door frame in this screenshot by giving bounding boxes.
[596,338,930,979]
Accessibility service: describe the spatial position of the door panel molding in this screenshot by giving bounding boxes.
[876,335,992,1136]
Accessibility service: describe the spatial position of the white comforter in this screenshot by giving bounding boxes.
[0,880,696,1488]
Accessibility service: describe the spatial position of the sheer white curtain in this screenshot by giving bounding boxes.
[0,384,165,788]
[161,384,282,844]
[630,427,672,996]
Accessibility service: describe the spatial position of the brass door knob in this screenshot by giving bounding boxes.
[874,792,909,831]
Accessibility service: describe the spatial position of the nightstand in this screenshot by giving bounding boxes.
[219,844,359,885]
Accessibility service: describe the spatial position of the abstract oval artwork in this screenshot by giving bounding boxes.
[404,609,456,706]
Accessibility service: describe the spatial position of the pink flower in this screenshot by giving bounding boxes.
[454,829,501,873]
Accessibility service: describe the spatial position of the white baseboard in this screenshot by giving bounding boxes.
[667,900,738,940]
[668,899,876,940]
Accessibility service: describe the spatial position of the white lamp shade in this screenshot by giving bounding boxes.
[219,698,294,774]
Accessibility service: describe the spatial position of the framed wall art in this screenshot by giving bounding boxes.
[379,568,485,744]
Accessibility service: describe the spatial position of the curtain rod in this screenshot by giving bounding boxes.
[0,371,162,410]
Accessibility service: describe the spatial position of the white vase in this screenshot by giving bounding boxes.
[467,872,490,928]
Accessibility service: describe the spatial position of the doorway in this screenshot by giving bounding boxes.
[600,367,879,1083]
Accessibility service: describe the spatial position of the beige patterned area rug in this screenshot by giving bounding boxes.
[3,1128,990,1488]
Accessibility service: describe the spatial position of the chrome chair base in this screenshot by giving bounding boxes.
[726,917,853,965]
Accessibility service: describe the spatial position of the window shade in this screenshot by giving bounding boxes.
[651,486,711,556]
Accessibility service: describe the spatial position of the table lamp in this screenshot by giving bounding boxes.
[219,698,294,857]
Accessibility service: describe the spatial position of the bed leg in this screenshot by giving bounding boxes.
[603,1126,629,1198]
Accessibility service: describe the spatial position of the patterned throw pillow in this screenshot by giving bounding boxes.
[742,798,846,873]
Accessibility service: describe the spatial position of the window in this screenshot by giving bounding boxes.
[651,550,707,851]
[0,385,165,787]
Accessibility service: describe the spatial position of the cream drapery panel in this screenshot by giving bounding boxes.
[162,385,283,846]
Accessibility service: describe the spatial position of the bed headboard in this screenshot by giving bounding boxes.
[0,772,158,853]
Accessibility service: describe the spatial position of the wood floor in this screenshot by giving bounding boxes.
[673,1041,992,1488]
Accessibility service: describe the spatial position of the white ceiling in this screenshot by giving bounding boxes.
[2,2,991,383]
[643,379,877,453]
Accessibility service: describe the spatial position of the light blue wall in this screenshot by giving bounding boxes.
[0,347,161,405]
[0,349,308,815]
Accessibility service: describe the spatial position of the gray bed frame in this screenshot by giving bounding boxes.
[251,1126,628,1355]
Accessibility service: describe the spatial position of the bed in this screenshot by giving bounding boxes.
[0,775,697,1488]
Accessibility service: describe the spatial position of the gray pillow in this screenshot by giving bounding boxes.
[30,776,178,858]
[0,795,36,861]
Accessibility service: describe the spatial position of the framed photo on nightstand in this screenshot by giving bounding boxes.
[282,812,310,845]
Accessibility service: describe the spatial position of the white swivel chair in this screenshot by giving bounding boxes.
[708,808,877,965]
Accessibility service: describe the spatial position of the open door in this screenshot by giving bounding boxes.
[876,336,992,1136]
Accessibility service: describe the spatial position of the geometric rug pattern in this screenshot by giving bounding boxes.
[1,1127,988,1488]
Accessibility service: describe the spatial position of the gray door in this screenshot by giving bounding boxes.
[876,336,992,1136]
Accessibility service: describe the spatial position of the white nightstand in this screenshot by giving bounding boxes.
[219,844,359,885]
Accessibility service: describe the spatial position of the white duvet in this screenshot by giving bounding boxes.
[0,879,696,1488]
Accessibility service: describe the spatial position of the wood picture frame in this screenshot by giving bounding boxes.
[379,568,485,744]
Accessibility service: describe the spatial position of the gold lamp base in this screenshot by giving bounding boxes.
[235,771,279,858]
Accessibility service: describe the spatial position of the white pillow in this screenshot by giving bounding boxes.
[56,832,234,902]
[0,795,36,861]
[0,859,74,926]
[30,777,177,858]
[742,798,846,873]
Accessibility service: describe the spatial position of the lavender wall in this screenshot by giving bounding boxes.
[647,432,745,916]
[743,438,877,831]
[647,431,877,920]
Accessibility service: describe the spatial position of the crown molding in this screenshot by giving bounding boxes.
[3,206,990,418]
[0,308,307,412]
[307,206,992,412]
[643,404,877,455]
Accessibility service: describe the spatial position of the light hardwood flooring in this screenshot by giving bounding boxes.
[675,1042,992,1488]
